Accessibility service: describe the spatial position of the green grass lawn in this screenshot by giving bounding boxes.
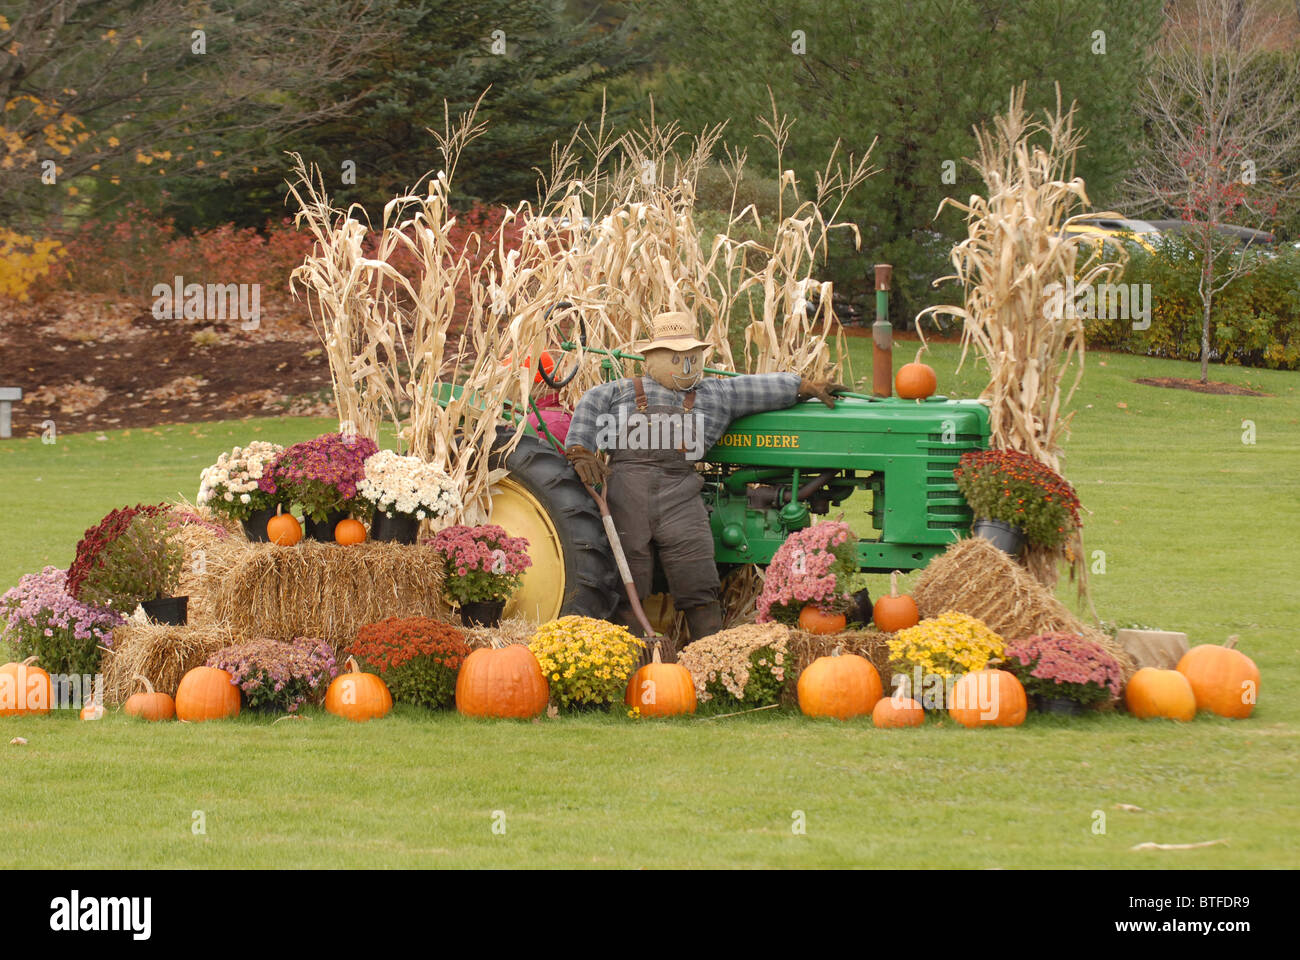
[1,343,1297,868]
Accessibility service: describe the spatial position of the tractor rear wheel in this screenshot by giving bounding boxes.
[488,432,620,623]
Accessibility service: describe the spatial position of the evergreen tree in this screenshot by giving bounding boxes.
[647,0,1163,321]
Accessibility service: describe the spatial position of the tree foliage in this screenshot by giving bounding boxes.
[647,0,1163,322]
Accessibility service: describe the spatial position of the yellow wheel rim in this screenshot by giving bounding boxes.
[488,475,566,623]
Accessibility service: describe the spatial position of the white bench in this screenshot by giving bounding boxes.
[0,386,21,438]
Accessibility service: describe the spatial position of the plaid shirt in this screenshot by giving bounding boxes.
[566,372,801,455]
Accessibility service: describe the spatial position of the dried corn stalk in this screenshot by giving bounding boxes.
[919,85,1124,595]
[288,96,875,522]
[288,99,552,524]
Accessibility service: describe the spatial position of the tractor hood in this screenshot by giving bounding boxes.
[705,396,991,468]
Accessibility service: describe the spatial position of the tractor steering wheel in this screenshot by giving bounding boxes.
[537,302,585,389]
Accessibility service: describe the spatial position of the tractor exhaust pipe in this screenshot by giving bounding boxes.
[872,264,893,398]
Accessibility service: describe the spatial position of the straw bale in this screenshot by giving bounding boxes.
[163,503,239,626]
[210,541,448,644]
[912,536,1135,679]
[102,622,236,701]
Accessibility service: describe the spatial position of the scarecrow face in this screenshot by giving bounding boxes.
[645,346,705,391]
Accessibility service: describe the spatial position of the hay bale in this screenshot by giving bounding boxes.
[164,505,239,626]
[912,537,1135,680]
[102,622,235,701]
[210,541,448,644]
[462,616,537,649]
[782,628,894,705]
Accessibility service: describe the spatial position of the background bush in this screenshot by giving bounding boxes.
[1088,236,1300,371]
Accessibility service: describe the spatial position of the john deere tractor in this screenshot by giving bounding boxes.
[479,346,990,625]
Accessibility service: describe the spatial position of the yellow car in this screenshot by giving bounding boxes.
[1062,216,1160,254]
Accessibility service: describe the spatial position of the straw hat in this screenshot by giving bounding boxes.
[635,311,712,353]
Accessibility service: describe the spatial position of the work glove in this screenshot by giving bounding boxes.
[565,445,609,487]
[797,379,851,409]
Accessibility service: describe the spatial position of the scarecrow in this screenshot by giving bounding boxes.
[564,311,845,657]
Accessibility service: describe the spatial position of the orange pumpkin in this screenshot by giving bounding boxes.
[797,646,883,720]
[266,506,302,546]
[798,604,847,635]
[625,642,697,717]
[949,669,1027,728]
[455,640,549,718]
[334,517,367,545]
[872,570,919,632]
[0,656,52,717]
[325,656,393,722]
[1176,635,1260,719]
[895,349,937,400]
[1125,667,1196,721]
[123,674,176,722]
[175,666,241,722]
[872,694,925,728]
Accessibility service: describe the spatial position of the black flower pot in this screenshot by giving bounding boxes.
[304,510,349,542]
[370,509,420,545]
[1037,696,1083,716]
[972,518,1027,556]
[241,504,287,542]
[142,596,188,626]
[459,599,506,628]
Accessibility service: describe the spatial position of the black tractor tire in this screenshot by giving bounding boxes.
[489,432,620,620]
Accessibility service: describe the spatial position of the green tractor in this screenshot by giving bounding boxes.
[479,342,990,626]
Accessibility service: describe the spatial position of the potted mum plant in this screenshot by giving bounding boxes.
[756,520,858,632]
[528,616,644,711]
[1003,631,1123,715]
[1,566,124,678]
[952,448,1082,555]
[196,440,285,541]
[67,506,187,623]
[356,450,462,544]
[207,636,337,713]
[428,524,532,627]
[266,431,379,540]
[348,617,470,708]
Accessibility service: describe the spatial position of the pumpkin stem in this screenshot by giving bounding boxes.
[21,656,38,667]
[652,641,662,665]
[1224,635,1239,650]
[345,656,360,674]
[914,345,925,365]
[890,570,900,598]
[131,673,155,695]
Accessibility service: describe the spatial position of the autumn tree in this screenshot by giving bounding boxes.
[0,0,395,228]
[1124,0,1300,381]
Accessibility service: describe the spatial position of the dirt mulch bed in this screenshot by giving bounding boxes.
[0,296,333,436]
[1134,377,1268,397]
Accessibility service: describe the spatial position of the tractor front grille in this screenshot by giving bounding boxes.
[918,436,981,531]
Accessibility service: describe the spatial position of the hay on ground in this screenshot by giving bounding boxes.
[782,628,895,705]
[462,616,538,649]
[102,622,236,702]
[912,536,1135,680]
[210,541,448,644]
